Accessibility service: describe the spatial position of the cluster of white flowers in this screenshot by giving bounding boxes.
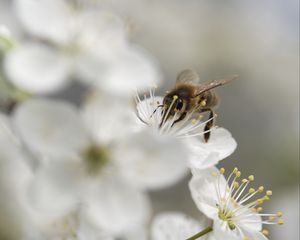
[0,1,284,239]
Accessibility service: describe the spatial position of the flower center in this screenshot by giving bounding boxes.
[211,167,284,236]
[83,144,110,175]
[51,213,79,240]
[218,206,236,230]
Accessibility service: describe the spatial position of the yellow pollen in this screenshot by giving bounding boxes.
[249,188,255,193]
[235,171,241,177]
[233,182,239,188]
[200,100,207,107]
[262,229,269,236]
[211,172,218,177]
[242,179,248,183]
[268,216,275,221]
[277,212,283,217]
[173,95,178,100]
[191,119,198,125]
[266,190,273,196]
[258,186,264,192]
[263,195,270,201]
[248,175,254,181]
[243,237,250,240]
[256,199,264,205]
[233,167,238,173]
[278,219,284,225]
[257,207,263,212]
[219,168,225,174]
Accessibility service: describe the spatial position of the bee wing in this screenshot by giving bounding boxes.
[195,74,238,96]
[176,69,200,84]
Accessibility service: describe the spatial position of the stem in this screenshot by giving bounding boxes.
[186,227,213,240]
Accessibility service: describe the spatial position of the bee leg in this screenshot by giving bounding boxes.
[171,112,187,127]
[200,108,215,142]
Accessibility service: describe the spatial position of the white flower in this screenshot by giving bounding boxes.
[135,88,237,170]
[11,94,189,234]
[11,97,150,236]
[4,0,160,94]
[189,167,284,240]
[151,212,210,240]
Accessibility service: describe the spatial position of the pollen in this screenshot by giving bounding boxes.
[262,229,269,236]
[249,188,255,193]
[277,211,283,217]
[258,186,264,192]
[278,219,284,225]
[219,168,225,174]
[266,190,273,196]
[248,175,255,181]
[173,95,179,100]
[200,100,207,107]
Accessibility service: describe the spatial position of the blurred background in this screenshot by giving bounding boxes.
[1,0,299,239]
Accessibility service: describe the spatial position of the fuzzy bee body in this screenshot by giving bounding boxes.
[161,69,237,142]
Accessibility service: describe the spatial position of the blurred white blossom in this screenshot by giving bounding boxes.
[151,212,209,240]
[4,0,161,94]
[11,96,152,236]
[135,89,237,170]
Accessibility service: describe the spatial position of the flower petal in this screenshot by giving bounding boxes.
[186,127,237,169]
[25,160,80,221]
[14,0,75,44]
[114,130,188,190]
[82,174,151,235]
[189,167,227,220]
[13,99,89,158]
[151,212,205,240]
[81,92,136,144]
[87,45,161,95]
[4,43,71,93]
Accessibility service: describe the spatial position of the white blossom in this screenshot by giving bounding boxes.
[189,167,284,240]
[11,97,150,236]
[4,0,160,94]
[151,212,210,240]
[135,88,237,170]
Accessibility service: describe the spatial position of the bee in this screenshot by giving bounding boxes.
[159,69,238,142]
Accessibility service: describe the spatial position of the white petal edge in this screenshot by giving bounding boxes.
[82,174,151,235]
[4,43,71,94]
[114,130,188,190]
[13,98,89,158]
[151,212,205,240]
[14,0,75,44]
[186,127,237,169]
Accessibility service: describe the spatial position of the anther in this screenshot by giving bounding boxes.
[278,219,284,225]
[262,229,269,236]
[242,179,248,184]
[233,182,239,188]
[235,171,241,177]
[277,212,283,217]
[248,175,254,181]
[256,207,263,212]
[219,168,225,174]
[266,190,272,196]
[200,100,206,107]
[211,172,218,177]
[233,167,238,173]
[258,186,264,192]
[249,188,255,193]
[173,95,179,100]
